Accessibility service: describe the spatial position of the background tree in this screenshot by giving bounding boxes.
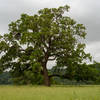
[0,5,91,86]
[0,72,12,85]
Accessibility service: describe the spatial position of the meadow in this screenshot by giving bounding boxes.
[0,85,100,100]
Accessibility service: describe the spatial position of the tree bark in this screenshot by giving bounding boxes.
[42,63,51,86]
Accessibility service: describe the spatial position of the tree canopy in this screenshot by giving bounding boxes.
[0,5,91,86]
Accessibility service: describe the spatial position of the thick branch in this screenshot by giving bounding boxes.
[49,74,68,79]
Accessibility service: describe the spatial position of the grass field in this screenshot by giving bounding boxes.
[0,85,100,100]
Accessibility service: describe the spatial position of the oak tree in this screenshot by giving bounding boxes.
[0,5,91,86]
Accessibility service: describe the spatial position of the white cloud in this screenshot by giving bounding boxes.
[85,41,100,62]
[47,60,56,69]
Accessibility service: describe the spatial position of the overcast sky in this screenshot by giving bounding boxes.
[0,0,100,66]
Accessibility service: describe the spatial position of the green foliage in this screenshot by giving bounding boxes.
[74,64,99,81]
[0,72,12,85]
[50,62,100,85]
[0,5,91,85]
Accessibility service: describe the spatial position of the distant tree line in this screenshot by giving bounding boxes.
[50,62,100,85]
[0,72,12,85]
[0,62,100,85]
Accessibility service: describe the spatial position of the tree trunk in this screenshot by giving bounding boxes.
[42,64,50,86]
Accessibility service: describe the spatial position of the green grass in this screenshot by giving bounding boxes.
[0,85,100,100]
